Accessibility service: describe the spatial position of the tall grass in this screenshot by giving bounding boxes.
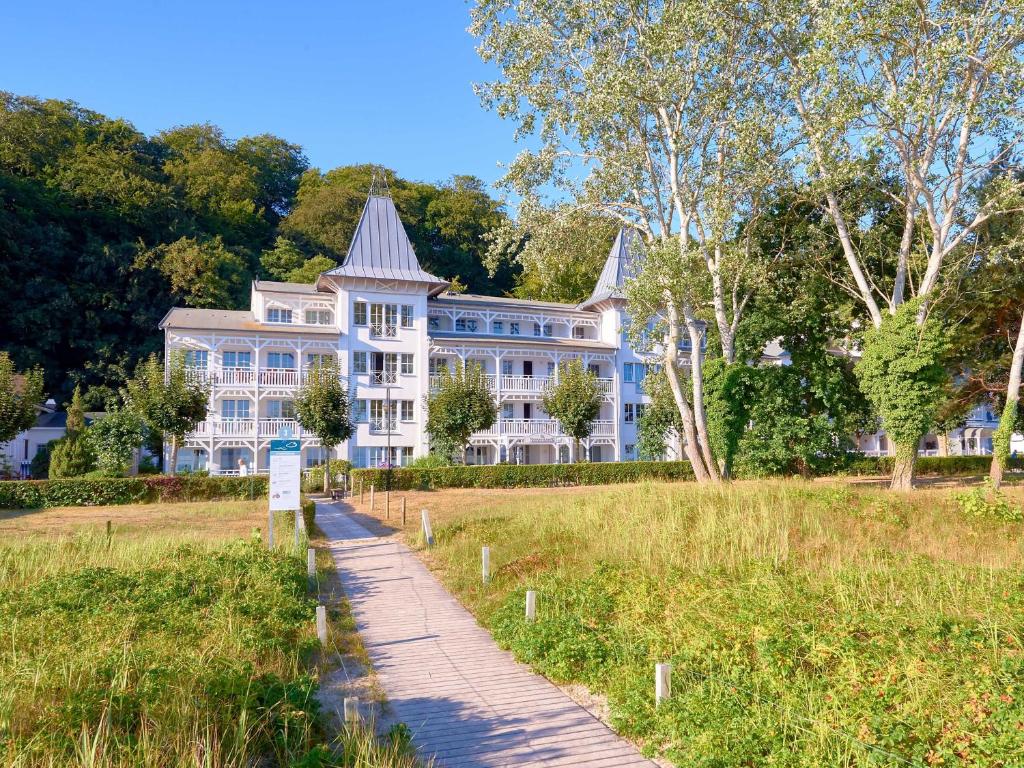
[0,512,419,768]
[427,480,1024,767]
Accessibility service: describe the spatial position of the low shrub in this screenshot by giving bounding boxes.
[0,474,269,510]
[842,454,1021,477]
[953,485,1024,522]
[351,460,695,491]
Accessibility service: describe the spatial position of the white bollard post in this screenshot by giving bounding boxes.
[343,696,360,723]
[267,509,274,549]
[316,605,328,646]
[482,546,490,584]
[525,590,537,622]
[307,548,316,590]
[655,663,672,706]
[421,509,434,547]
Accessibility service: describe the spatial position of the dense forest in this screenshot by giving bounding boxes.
[0,93,528,403]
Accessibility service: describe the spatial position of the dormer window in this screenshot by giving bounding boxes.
[266,308,292,324]
[493,321,504,334]
[510,322,520,336]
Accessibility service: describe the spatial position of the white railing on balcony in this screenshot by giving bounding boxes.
[429,373,497,391]
[501,375,547,394]
[259,418,301,437]
[370,322,398,338]
[260,368,299,387]
[369,417,398,433]
[371,370,398,385]
[218,419,256,437]
[184,366,211,383]
[218,367,255,385]
[470,419,615,439]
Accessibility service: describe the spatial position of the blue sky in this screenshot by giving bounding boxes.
[1,1,521,190]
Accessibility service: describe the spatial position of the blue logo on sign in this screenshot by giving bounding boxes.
[270,439,301,453]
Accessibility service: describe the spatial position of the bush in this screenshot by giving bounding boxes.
[48,435,96,478]
[300,459,352,493]
[351,460,695,491]
[29,440,56,479]
[843,454,1021,477]
[0,474,270,510]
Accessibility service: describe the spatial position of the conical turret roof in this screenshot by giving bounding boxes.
[580,227,643,309]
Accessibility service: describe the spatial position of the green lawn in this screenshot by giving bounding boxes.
[0,500,419,768]
[414,480,1024,767]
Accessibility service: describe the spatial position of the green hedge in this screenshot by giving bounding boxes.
[350,460,695,491]
[843,454,1020,477]
[0,475,269,510]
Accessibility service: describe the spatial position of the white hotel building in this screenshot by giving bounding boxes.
[160,194,667,474]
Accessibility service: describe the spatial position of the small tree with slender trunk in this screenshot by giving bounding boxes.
[0,351,44,445]
[991,314,1024,489]
[542,360,602,463]
[294,360,352,492]
[426,361,497,464]
[123,353,208,475]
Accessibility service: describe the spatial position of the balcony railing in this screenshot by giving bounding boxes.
[188,418,302,438]
[370,322,399,338]
[429,373,497,391]
[218,367,255,385]
[260,368,299,387]
[470,419,615,439]
[427,374,612,399]
[369,416,398,434]
[259,418,301,437]
[371,370,398,385]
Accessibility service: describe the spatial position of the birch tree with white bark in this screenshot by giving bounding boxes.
[471,0,789,482]
[767,0,1024,489]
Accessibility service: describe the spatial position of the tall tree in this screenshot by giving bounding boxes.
[123,353,208,475]
[87,407,145,477]
[541,360,603,462]
[472,0,789,483]
[426,362,497,463]
[0,351,44,444]
[768,0,1024,488]
[293,360,352,492]
[49,385,96,478]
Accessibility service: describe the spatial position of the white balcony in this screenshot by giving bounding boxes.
[259,418,301,437]
[429,373,497,391]
[369,417,398,434]
[470,419,615,440]
[428,374,613,400]
[371,370,398,386]
[260,368,299,387]
[218,368,255,385]
[188,418,303,439]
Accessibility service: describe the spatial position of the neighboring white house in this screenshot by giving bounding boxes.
[0,400,106,478]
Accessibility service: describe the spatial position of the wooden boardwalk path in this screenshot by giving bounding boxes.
[316,500,659,768]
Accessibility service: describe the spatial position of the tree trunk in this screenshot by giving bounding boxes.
[574,438,581,464]
[686,320,721,483]
[890,440,918,491]
[168,435,179,477]
[663,299,711,481]
[990,312,1024,489]
[324,457,331,494]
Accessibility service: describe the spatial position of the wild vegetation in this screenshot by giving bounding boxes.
[0,500,420,767]
[396,480,1024,766]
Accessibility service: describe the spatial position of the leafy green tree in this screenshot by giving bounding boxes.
[140,235,250,309]
[856,301,949,490]
[49,385,96,478]
[123,353,209,475]
[293,360,352,492]
[284,254,337,284]
[541,360,602,462]
[702,359,750,478]
[0,351,44,443]
[637,368,683,461]
[426,362,497,463]
[259,237,337,284]
[87,408,146,477]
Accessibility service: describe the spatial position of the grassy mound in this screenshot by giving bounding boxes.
[425,481,1024,767]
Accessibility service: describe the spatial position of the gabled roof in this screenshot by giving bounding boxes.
[322,195,448,295]
[579,228,643,310]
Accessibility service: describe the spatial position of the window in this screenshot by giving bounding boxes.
[223,351,251,368]
[305,446,328,469]
[533,323,542,337]
[510,322,520,336]
[572,326,586,339]
[306,353,333,369]
[266,352,295,369]
[370,303,398,337]
[266,399,295,419]
[370,352,398,384]
[623,363,635,383]
[501,403,514,420]
[353,351,368,374]
[501,360,513,376]
[467,318,478,332]
[493,321,503,334]
[625,444,635,457]
[305,309,332,325]
[353,302,367,326]
[222,399,251,420]
[428,316,440,331]
[401,353,414,375]
[546,362,556,377]
[429,358,449,375]
[266,308,292,324]
[369,399,396,431]
[183,350,208,368]
[624,403,635,423]
[400,400,414,421]
[588,364,600,377]
[352,400,367,423]
[455,318,467,332]
[636,404,647,421]
[400,305,414,328]
[544,325,553,337]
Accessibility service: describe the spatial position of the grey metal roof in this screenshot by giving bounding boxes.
[580,228,643,309]
[324,195,448,294]
[159,308,339,336]
[428,331,615,351]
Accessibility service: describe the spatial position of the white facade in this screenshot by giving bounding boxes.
[160,196,663,474]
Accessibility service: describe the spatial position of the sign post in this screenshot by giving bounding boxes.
[269,438,301,549]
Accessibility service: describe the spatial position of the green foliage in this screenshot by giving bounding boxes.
[856,300,949,450]
[86,408,146,477]
[0,351,44,443]
[29,440,55,478]
[541,360,602,454]
[844,454,1022,477]
[702,359,749,474]
[351,460,694,491]
[260,236,337,284]
[123,352,208,473]
[49,386,96,478]
[0,474,272,510]
[406,453,452,469]
[139,234,250,308]
[426,362,497,462]
[293,361,352,451]
[953,485,1024,522]
[636,370,683,461]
